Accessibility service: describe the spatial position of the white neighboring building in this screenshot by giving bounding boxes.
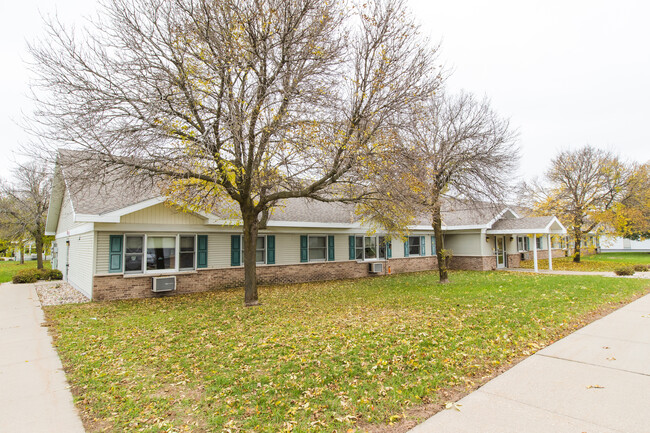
[601,236,650,252]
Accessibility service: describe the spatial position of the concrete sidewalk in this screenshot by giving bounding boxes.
[504,268,650,279]
[0,282,85,433]
[409,293,650,433]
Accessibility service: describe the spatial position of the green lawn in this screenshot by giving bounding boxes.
[46,271,649,432]
[0,260,51,283]
[521,252,650,271]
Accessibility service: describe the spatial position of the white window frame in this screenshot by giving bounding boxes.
[536,236,543,250]
[517,236,530,252]
[354,235,389,261]
[179,234,198,271]
[308,235,328,262]
[241,235,267,265]
[408,236,421,256]
[124,234,145,274]
[123,234,198,275]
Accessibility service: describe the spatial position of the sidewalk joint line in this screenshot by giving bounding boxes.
[535,353,650,377]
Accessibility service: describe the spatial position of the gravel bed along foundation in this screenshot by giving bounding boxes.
[35,281,90,306]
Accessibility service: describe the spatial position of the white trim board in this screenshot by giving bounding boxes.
[54,223,95,239]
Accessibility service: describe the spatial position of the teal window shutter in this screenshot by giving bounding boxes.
[267,235,275,264]
[387,240,392,259]
[231,235,241,266]
[109,235,123,273]
[404,240,409,257]
[431,235,436,255]
[300,235,308,262]
[420,236,426,256]
[328,235,335,261]
[348,236,355,260]
[197,235,208,268]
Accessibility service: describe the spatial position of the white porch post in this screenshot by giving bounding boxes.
[547,234,553,270]
[533,233,538,273]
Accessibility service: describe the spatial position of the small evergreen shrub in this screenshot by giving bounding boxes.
[11,268,63,283]
[44,269,63,280]
[12,269,42,284]
[633,264,649,272]
[614,267,635,276]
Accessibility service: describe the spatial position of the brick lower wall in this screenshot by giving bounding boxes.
[520,249,566,261]
[507,253,521,268]
[448,256,497,271]
[93,256,440,301]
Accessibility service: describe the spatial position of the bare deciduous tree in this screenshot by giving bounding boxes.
[522,145,634,262]
[364,91,519,283]
[0,163,51,269]
[28,0,441,305]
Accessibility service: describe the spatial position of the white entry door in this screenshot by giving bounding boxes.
[496,236,506,269]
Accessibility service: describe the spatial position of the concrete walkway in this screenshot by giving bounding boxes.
[409,293,650,433]
[505,269,650,279]
[0,282,85,433]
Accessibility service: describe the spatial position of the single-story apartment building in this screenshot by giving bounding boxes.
[601,236,650,252]
[45,160,568,301]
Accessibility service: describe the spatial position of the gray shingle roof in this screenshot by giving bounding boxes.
[59,149,160,215]
[440,206,504,227]
[55,150,523,228]
[269,199,358,224]
[490,216,555,231]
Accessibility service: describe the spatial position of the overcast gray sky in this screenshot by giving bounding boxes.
[1,0,649,181]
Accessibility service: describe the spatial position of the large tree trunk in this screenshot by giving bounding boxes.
[432,205,449,284]
[242,209,260,306]
[573,226,582,263]
[35,236,44,270]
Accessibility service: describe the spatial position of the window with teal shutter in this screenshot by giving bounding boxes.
[431,235,436,255]
[404,240,409,257]
[267,235,275,264]
[109,235,123,273]
[327,235,335,261]
[387,240,392,258]
[300,235,308,262]
[420,236,426,256]
[231,235,241,266]
[197,235,208,268]
[348,236,355,260]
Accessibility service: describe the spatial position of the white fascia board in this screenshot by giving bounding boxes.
[486,228,550,235]
[74,197,167,223]
[54,223,95,239]
[206,219,439,231]
[45,163,67,234]
[442,225,489,231]
[207,219,364,229]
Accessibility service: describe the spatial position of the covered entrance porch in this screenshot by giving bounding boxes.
[487,216,567,272]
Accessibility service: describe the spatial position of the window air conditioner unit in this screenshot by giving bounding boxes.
[152,276,176,293]
[369,262,384,274]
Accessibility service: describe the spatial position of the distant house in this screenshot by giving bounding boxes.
[601,236,650,252]
[45,156,567,301]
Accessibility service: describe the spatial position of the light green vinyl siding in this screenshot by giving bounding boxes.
[275,234,301,265]
[208,233,230,268]
[446,232,484,256]
[120,203,206,225]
